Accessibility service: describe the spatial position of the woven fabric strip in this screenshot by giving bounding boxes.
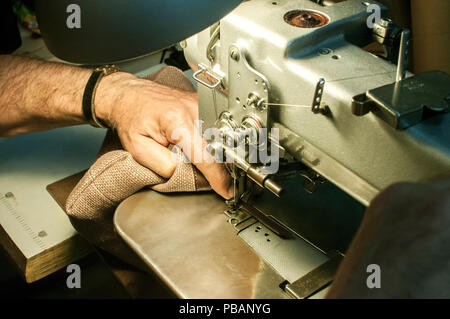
[65,66,210,266]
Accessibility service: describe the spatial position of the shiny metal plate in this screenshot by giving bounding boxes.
[114,191,289,299]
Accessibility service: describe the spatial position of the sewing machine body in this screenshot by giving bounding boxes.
[115,0,450,299]
[147,0,450,297]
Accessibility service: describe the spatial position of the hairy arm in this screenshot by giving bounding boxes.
[0,55,233,198]
[0,55,94,135]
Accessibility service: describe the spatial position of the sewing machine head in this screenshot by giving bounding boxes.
[183,0,450,217]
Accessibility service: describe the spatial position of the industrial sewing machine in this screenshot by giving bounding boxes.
[166,0,449,297]
[36,0,450,298]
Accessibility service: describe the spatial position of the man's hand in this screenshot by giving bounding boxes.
[95,72,233,199]
[0,55,233,199]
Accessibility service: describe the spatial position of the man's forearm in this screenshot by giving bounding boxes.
[0,55,89,136]
[0,55,130,136]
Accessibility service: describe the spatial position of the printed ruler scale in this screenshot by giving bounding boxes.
[0,192,48,253]
[0,125,107,282]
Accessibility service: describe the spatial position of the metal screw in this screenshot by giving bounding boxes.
[319,48,332,55]
[247,93,267,111]
[230,48,240,61]
[246,93,259,108]
[38,231,47,238]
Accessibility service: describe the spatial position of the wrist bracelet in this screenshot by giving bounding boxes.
[82,65,120,128]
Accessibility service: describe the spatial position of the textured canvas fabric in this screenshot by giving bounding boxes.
[65,66,210,266]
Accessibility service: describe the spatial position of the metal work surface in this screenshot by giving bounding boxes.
[114,191,289,299]
[239,222,328,283]
[114,191,336,299]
